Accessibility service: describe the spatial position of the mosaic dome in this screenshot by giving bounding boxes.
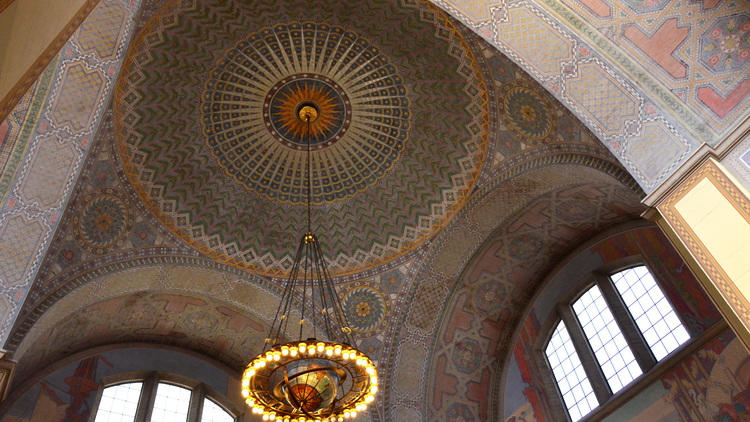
[114,0,490,277]
[202,23,409,204]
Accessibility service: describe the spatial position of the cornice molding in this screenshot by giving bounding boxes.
[643,115,750,208]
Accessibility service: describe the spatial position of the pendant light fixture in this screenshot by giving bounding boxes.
[241,102,378,422]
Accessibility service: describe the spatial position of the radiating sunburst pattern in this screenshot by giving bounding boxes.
[115,0,491,277]
[269,76,348,147]
[202,22,409,204]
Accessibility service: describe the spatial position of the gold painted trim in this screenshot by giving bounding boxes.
[656,159,750,349]
[0,0,100,123]
[652,211,750,353]
[0,0,15,14]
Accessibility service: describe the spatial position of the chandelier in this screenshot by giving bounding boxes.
[241,103,378,422]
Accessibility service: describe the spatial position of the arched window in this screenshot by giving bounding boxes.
[92,373,237,422]
[543,264,690,421]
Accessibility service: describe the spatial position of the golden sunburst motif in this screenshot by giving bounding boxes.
[201,22,412,206]
[273,80,344,144]
[265,74,351,150]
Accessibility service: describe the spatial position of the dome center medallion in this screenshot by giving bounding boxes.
[264,75,351,150]
[201,23,410,205]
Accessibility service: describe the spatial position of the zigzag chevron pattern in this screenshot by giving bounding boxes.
[113,0,490,277]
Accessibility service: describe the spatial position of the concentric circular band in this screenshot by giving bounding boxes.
[264,74,351,150]
[201,22,409,205]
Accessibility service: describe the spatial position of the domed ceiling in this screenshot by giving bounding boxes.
[114,0,491,277]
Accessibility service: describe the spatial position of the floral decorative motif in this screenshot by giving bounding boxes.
[129,221,156,247]
[450,339,483,374]
[342,287,386,333]
[446,402,475,421]
[56,242,81,269]
[508,233,544,261]
[77,193,128,249]
[266,75,350,149]
[503,85,553,140]
[699,14,750,74]
[472,279,507,319]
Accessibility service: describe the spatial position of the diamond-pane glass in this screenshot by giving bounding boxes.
[201,398,234,422]
[149,383,191,422]
[545,321,598,421]
[573,285,643,393]
[611,266,690,360]
[94,382,143,422]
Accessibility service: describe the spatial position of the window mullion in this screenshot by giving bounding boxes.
[595,273,656,372]
[136,373,158,422]
[187,383,205,422]
[558,304,611,405]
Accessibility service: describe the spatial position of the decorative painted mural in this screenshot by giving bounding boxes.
[504,226,725,421]
[603,330,750,422]
[0,0,142,347]
[428,0,750,192]
[0,348,234,422]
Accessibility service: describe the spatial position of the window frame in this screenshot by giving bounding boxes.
[88,371,240,422]
[536,259,691,422]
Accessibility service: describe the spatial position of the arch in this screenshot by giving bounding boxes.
[0,344,244,421]
[497,223,723,421]
[381,154,645,421]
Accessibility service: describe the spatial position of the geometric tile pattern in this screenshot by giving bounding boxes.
[566,63,639,136]
[383,147,644,421]
[498,8,573,77]
[446,0,503,23]
[554,0,750,131]
[200,23,409,204]
[0,0,141,346]
[0,63,56,204]
[626,121,688,186]
[75,0,126,60]
[114,0,490,277]
[50,63,105,133]
[0,215,45,288]
[18,138,76,208]
[429,0,749,192]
